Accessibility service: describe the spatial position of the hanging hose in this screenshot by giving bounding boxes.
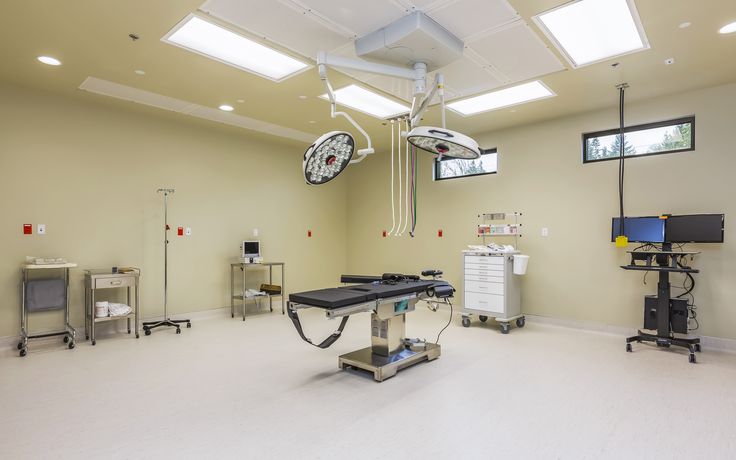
[399,119,410,235]
[387,121,396,236]
[617,84,628,240]
[395,120,403,236]
[409,145,418,236]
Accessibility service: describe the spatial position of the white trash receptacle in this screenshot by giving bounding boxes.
[513,255,529,275]
[95,301,109,318]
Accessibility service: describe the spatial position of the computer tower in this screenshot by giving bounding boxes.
[643,296,689,334]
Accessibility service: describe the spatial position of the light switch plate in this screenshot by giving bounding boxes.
[541,227,549,237]
[185,227,192,236]
[253,228,259,237]
[37,224,46,235]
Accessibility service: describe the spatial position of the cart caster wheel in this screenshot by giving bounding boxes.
[689,353,696,364]
[127,330,131,334]
[63,336,69,343]
[694,344,701,352]
[176,328,181,334]
[85,335,89,340]
[144,329,151,336]
[136,333,140,339]
[500,323,510,334]
[626,343,632,353]
[92,340,96,346]
[17,342,23,350]
[68,342,75,349]
[231,314,234,318]
[479,315,488,323]
[461,317,471,328]
[186,322,191,328]
[516,317,526,328]
[19,349,27,357]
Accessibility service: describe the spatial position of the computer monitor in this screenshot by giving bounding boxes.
[611,216,665,243]
[665,214,724,243]
[242,241,261,258]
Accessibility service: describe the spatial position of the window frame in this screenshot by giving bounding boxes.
[433,148,498,181]
[582,115,695,164]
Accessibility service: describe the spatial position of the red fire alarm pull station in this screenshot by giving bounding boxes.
[438,229,443,237]
[177,227,184,236]
[23,224,33,235]
[382,230,387,237]
[308,230,312,237]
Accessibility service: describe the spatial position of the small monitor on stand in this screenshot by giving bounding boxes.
[242,241,261,263]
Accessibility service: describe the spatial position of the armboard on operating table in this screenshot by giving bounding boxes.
[289,280,448,309]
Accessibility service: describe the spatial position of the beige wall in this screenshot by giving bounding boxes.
[345,82,736,340]
[0,82,347,338]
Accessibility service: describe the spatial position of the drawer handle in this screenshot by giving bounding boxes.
[110,280,122,286]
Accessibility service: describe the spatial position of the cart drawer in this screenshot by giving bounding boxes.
[465,281,504,295]
[465,274,504,284]
[465,268,505,279]
[464,292,504,313]
[464,263,504,272]
[95,277,135,289]
[465,255,505,266]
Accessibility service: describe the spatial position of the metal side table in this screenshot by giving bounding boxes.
[84,269,140,345]
[230,262,285,321]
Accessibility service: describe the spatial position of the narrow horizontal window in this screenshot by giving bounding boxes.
[583,116,694,163]
[435,148,497,180]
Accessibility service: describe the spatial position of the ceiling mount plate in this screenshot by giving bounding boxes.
[355,11,464,72]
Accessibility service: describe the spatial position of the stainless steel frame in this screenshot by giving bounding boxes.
[84,269,140,345]
[18,264,77,357]
[230,262,285,321]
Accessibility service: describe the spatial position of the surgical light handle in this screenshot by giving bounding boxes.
[319,63,374,164]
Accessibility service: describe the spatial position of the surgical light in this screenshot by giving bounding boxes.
[533,0,649,68]
[303,131,355,185]
[162,15,308,81]
[407,127,481,159]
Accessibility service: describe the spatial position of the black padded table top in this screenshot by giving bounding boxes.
[290,280,441,309]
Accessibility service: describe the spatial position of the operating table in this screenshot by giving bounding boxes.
[287,272,455,381]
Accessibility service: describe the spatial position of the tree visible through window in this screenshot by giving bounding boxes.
[435,148,497,180]
[584,116,694,163]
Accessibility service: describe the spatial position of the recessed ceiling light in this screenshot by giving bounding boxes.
[533,0,649,68]
[299,95,308,100]
[447,81,556,116]
[319,84,410,119]
[134,70,146,75]
[308,120,317,124]
[719,21,736,34]
[664,58,675,66]
[162,14,309,82]
[678,22,691,29]
[37,56,61,66]
[236,99,245,103]
[219,104,234,112]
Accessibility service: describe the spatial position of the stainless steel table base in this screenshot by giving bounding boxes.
[338,343,441,382]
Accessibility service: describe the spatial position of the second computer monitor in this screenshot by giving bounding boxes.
[242,241,261,258]
[611,216,665,243]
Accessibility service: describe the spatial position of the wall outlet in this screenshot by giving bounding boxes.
[37,224,46,235]
[541,227,549,237]
[185,227,192,236]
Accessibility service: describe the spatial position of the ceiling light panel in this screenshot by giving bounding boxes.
[320,84,410,119]
[162,14,309,81]
[447,81,555,116]
[533,0,649,68]
[720,21,736,34]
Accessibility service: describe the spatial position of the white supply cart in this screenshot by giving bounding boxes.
[18,263,78,356]
[461,212,527,333]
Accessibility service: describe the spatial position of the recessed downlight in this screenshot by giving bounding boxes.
[219,104,234,112]
[236,99,245,103]
[678,22,691,29]
[37,56,61,66]
[134,69,146,75]
[719,21,736,34]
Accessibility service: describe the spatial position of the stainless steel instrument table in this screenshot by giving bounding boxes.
[18,263,78,357]
[230,262,285,321]
[84,269,140,345]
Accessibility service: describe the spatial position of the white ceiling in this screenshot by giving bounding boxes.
[199,0,565,103]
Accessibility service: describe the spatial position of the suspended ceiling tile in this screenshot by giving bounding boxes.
[291,0,407,37]
[199,0,349,60]
[426,0,519,41]
[430,57,504,99]
[468,21,565,83]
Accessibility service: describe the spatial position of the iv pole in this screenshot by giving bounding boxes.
[143,188,191,335]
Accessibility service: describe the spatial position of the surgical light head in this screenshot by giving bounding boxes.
[303,131,355,185]
[407,126,481,159]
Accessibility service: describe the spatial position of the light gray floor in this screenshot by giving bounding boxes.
[2,306,736,459]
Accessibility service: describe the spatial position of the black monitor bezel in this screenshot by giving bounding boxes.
[611,216,666,243]
[664,213,725,243]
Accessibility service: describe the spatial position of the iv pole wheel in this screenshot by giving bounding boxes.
[516,317,526,328]
[63,335,69,343]
[17,342,23,350]
[68,341,75,349]
[19,349,27,357]
[186,322,191,328]
[176,328,181,334]
[689,353,696,364]
[479,315,488,323]
[461,317,471,328]
[145,329,151,336]
[626,343,632,353]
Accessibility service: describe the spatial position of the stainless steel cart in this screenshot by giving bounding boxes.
[84,269,140,345]
[230,262,285,321]
[18,263,77,357]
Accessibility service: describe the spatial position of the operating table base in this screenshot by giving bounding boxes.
[338,343,441,382]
